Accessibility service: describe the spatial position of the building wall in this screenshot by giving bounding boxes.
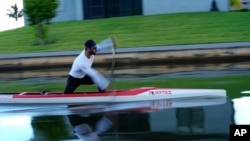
[52,0,230,22]
[142,0,229,15]
[51,0,83,22]
[26,0,230,24]
[241,0,250,10]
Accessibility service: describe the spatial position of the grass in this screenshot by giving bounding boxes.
[0,12,250,54]
[0,75,249,99]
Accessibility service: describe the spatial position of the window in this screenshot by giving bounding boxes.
[83,0,142,20]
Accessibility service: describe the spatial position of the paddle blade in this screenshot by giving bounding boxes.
[98,36,118,50]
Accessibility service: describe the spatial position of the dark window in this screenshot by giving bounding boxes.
[83,0,142,20]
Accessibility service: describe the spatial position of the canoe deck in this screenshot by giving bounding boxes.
[0,87,227,105]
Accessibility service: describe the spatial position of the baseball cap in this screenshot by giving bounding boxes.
[84,40,96,48]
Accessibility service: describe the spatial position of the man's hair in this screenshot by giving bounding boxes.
[84,40,96,48]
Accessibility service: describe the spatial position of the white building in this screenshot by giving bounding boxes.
[51,0,229,22]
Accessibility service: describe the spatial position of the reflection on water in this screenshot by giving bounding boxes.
[1,96,249,140]
[176,107,205,134]
[233,97,250,125]
[0,96,236,141]
[67,114,116,141]
[0,116,33,141]
[31,116,71,141]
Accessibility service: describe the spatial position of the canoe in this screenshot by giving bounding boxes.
[0,87,226,105]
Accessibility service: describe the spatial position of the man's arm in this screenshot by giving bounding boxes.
[80,67,110,91]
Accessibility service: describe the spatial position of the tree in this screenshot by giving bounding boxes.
[6,3,23,27]
[24,0,59,45]
[230,0,241,10]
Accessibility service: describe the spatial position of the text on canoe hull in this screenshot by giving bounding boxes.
[149,90,172,95]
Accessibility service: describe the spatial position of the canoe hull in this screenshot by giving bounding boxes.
[0,87,226,105]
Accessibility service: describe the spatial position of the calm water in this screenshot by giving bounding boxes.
[0,62,250,141]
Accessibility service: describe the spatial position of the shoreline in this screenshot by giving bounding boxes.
[0,42,250,70]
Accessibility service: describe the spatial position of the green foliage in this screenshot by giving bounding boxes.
[24,0,58,25]
[230,0,241,10]
[6,3,23,21]
[24,0,59,45]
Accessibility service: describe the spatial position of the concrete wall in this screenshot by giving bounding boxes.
[142,0,229,15]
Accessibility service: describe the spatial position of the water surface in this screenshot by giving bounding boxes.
[0,62,249,141]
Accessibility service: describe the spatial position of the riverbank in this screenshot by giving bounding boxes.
[0,42,250,70]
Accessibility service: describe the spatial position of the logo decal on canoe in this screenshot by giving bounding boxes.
[149,90,172,95]
[0,95,13,99]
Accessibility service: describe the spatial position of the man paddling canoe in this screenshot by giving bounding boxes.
[64,37,116,94]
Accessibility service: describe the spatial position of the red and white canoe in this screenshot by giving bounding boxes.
[0,87,226,105]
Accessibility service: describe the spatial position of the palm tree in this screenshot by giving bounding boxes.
[6,3,23,28]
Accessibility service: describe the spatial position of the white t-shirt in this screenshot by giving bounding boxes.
[69,50,94,78]
[69,49,109,91]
